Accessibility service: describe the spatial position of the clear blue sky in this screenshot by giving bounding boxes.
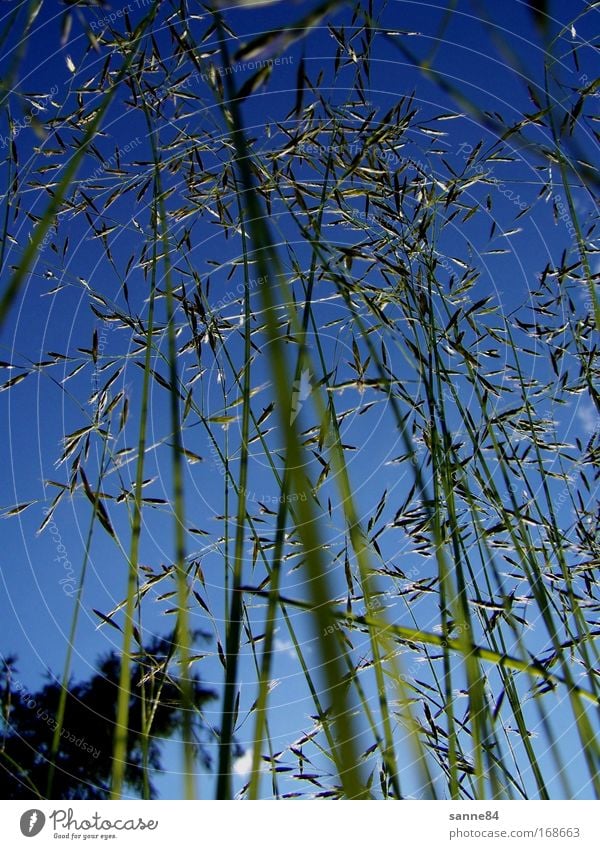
[0,0,598,799]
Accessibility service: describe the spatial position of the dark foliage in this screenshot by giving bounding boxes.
[0,632,216,799]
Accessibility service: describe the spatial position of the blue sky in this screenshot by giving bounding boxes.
[0,0,598,799]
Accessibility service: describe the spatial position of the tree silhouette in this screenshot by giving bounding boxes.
[0,631,216,799]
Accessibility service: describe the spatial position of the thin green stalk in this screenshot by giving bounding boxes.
[46,436,111,798]
[157,179,196,803]
[110,171,159,800]
[216,176,253,800]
